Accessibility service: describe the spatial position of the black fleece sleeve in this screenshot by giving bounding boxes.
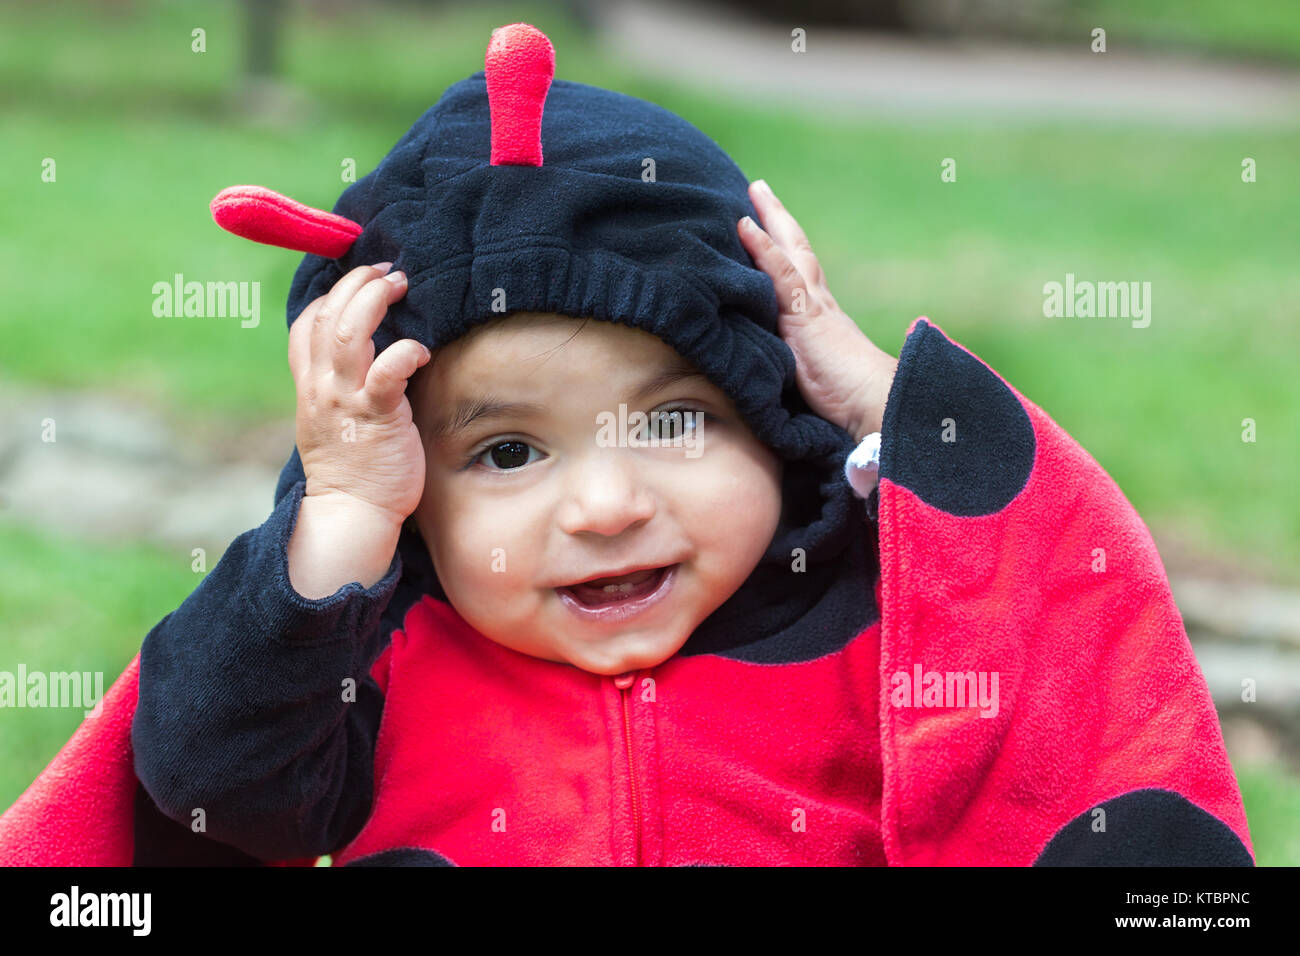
[131,463,404,861]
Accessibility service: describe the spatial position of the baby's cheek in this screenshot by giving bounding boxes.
[445,527,501,591]
[423,506,484,592]
[698,452,782,570]
[694,449,779,524]
[463,515,546,598]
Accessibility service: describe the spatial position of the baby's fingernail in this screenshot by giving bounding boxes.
[384,270,406,284]
[373,261,393,274]
[753,179,772,196]
[740,216,757,232]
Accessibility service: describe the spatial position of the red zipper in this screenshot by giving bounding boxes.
[614,672,641,866]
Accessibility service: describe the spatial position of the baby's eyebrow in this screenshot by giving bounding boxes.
[430,359,710,441]
[627,359,710,403]
[430,396,547,441]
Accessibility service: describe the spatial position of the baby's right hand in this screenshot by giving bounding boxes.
[287,263,432,531]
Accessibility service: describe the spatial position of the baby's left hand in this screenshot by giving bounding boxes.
[738,179,897,439]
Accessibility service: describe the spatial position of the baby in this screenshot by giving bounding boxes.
[287,252,892,679]
[6,23,1243,867]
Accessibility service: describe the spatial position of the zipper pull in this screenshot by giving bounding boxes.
[613,672,635,690]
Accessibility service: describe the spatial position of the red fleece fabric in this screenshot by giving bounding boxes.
[485,23,554,166]
[210,185,363,259]
[333,597,885,866]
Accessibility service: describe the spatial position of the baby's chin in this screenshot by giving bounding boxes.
[544,623,692,676]
[455,600,690,674]
[565,644,682,677]
[448,569,711,674]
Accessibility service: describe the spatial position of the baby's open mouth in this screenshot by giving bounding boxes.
[557,565,675,608]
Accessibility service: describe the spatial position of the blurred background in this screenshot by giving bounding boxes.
[1,0,1297,863]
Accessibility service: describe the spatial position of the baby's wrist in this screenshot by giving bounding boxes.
[302,484,409,535]
[289,492,404,599]
[845,352,898,440]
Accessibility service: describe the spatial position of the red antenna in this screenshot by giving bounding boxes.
[211,24,556,255]
[485,23,555,166]
[210,185,362,258]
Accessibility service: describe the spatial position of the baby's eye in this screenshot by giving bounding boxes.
[644,406,707,441]
[472,439,543,471]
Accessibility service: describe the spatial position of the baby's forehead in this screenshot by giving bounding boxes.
[435,311,696,379]
[413,311,722,427]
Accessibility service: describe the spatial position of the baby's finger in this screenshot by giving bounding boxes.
[308,263,392,370]
[738,216,810,316]
[331,271,408,390]
[288,293,326,387]
[748,181,826,289]
[364,338,432,414]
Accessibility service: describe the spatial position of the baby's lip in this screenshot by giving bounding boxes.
[554,562,680,590]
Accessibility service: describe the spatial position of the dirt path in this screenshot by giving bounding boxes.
[0,380,290,559]
[595,0,1300,123]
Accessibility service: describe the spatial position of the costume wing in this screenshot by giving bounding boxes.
[875,318,1253,865]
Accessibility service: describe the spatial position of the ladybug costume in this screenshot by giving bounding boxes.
[0,24,1252,866]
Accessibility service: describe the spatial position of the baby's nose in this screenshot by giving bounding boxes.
[556,454,657,537]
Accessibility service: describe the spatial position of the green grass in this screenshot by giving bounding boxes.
[1078,0,1300,64]
[1237,760,1300,866]
[1,0,1297,861]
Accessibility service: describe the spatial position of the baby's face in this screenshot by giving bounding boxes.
[409,311,783,676]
